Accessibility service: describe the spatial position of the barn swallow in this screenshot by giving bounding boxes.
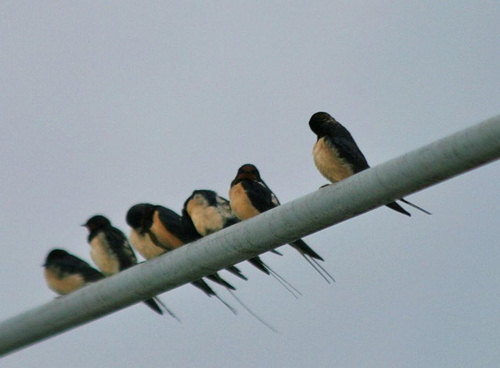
[182,190,301,297]
[181,190,286,330]
[126,203,232,288]
[126,203,167,260]
[146,204,244,288]
[126,204,239,313]
[309,111,431,216]
[182,189,282,254]
[182,190,239,236]
[82,214,170,316]
[43,248,104,295]
[229,164,334,283]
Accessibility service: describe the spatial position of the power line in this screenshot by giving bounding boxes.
[0,115,499,356]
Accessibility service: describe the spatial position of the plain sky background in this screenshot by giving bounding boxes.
[1,2,500,367]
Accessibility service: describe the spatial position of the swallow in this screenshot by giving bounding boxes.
[182,190,301,297]
[43,248,104,295]
[180,193,249,279]
[126,203,228,295]
[229,164,334,283]
[309,111,431,216]
[126,203,167,260]
[182,190,287,330]
[148,204,244,288]
[82,214,169,316]
[126,203,239,313]
[182,189,282,255]
[182,190,239,237]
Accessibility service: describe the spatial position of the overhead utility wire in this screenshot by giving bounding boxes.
[0,115,499,357]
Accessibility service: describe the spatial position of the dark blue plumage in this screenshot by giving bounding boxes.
[229,164,334,283]
[309,112,431,216]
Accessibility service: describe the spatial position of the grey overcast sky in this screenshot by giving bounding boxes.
[1,1,500,367]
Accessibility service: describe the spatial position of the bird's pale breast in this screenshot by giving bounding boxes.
[129,229,165,260]
[229,183,261,220]
[44,268,86,295]
[90,233,121,276]
[313,137,354,182]
[188,204,224,236]
[151,211,184,249]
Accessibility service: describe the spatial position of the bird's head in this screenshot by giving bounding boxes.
[44,248,70,267]
[309,111,336,136]
[82,215,111,232]
[126,203,155,233]
[233,164,261,183]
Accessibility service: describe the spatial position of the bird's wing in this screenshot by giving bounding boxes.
[157,206,199,243]
[329,124,370,172]
[58,255,104,281]
[243,180,279,213]
[106,227,137,269]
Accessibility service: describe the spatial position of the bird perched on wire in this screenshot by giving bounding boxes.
[182,190,238,237]
[82,214,175,317]
[181,190,285,330]
[126,203,240,313]
[126,203,169,261]
[229,164,334,283]
[43,248,104,295]
[181,190,282,257]
[182,190,301,297]
[308,111,431,216]
[127,203,245,284]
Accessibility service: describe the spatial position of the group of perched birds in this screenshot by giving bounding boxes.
[43,112,430,321]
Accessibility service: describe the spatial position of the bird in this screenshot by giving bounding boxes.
[229,164,334,283]
[126,203,244,284]
[181,190,286,330]
[308,111,431,216]
[126,204,239,313]
[126,203,168,260]
[82,214,173,316]
[182,190,238,237]
[182,189,301,297]
[43,248,104,295]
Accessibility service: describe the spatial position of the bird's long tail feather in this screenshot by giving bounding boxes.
[291,239,324,261]
[153,296,181,322]
[385,201,411,216]
[299,253,335,284]
[207,273,236,290]
[226,265,248,280]
[266,264,302,299]
[143,298,164,315]
[227,290,278,333]
[399,198,432,215]
[247,257,302,298]
[191,279,238,314]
